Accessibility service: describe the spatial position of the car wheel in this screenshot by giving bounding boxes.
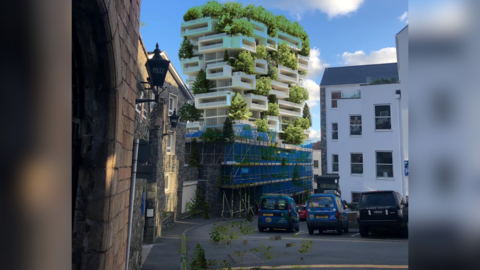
[359,225,369,237]
[287,223,294,232]
[337,222,343,235]
[258,226,264,232]
[308,226,314,235]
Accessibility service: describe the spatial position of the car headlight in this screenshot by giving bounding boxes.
[356,211,360,219]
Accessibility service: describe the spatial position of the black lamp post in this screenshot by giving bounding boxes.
[162,110,179,137]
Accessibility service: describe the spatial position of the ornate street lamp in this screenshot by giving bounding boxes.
[162,110,179,137]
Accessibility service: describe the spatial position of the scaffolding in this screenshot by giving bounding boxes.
[185,123,313,217]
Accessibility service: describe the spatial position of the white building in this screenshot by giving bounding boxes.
[180,17,310,135]
[319,27,408,203]
[312,141,322,191]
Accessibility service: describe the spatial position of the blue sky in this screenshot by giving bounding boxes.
[140,0,408,141]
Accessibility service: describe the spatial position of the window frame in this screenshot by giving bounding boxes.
[165,174,170,191]
[376,151,394,179]
[374,104,392,131]
[331,91,341,109]
[313,160,319,168]
[351,192,362,203]
[332,154,339,173]
[349,115,362,136]
[350,153,363,175]
[168,94,178,116]
[332,122,338,141]
[166,132,176,155]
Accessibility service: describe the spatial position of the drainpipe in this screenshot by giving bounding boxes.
[125,138,139,270]
[395,90,406,199]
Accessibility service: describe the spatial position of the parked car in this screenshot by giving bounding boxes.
[258,194,300,232]
[356,190,408,238]
[296,205,307,221]
[306,193,348,235]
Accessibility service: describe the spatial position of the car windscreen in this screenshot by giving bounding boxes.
[296,206,305,211]
[359,193,396,207]
[261,198,288,210]
[308,197,334,208]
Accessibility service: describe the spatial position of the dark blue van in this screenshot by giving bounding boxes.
[306,192,348,235]
[258,194,300,232]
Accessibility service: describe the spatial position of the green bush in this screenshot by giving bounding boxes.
[278,42,298,70]
[179,102,201,122]
[266,102,279,116]
[254,45,268,60]
[233,51,256,75]
[230,18,254,37]
[293,117,310,129]
[299,36,310,57]
[268,94,278,104]
[200,128,223,143]
[283,123,306,145]
[178,37,194,59]
[190,243,208,270]
[255,118,268,132]
[298,70,308,76]
[287,85,309,104]
[228,92,252,120]
[183,6,202,21]
[267,64,278,81]
[201,1,223,19]
[191,69,212,95]
[253,77,271,96]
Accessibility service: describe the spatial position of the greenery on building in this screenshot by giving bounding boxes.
[254,118,268,132]
[293,117,310,129]
[302,103,312,127]
[178,37,194,59]
[190,243,208,270]
[370,78,398,84]
[253,77,271,95]
[223,49,229,62]
[191,69,212,95]
[222,117,235,143]
[287,85,309,104]
[232,51,255,74]
[278,42,298,70]
[283,123,306,145]
[298,70,308,76]
[201,1,223,19]
[254,45,268,60]
[200,128,223,143]
[179,102,201,122]
[229,18,254,37]
[183,6,202,21]
[267,64,278,80]
[228,92,252,120]
[266,102,279,116]
[188,139,201,167]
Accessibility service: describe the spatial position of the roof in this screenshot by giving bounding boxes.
[320,63,399,86]
[312,141,321,150]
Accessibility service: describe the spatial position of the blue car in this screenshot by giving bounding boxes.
[258,194,300,232]
[306,193,349,235]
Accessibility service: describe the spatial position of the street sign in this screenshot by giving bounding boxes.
[404,160,409,176]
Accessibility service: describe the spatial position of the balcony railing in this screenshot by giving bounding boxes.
[267,115,279,120]
[278,31,302,43]
[298,63,308,69]
[242,44,255,51]
[255,67,267,73]
[197,100,228,108]
[181,26,209,35]
[271,80,289,89]
[254,29,266,36]
[278,74,297,82]
[279,108,301,116]
[184,66,200,72]
[269,89,288,97]
[200,43,223,50]
[207,61,227,68]
[199,32,227,41]
[186,121,205,129]
[251,103,267,109]
[297,54,309,61]
[180,56,202,63]
[278,65,297,73]
[208,72,224,78]
[195,90,231,99]
[182,17,211,26]
[279,99,303,108]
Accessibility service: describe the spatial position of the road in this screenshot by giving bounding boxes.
[185,217,408,269]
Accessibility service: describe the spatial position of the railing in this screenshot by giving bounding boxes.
[278,31,302,43]
[207,61,227,68]
[269,89,288,97]
[184,66,200,72]
[200,43,224,50]
[286,42,300,50]
[278,65,297,73]
[279,108,301,116]
[297,54,309,61]
[199,32,227,41]
[182,17,211,26]
[242,44,255,51]
[195,90,231,99]
[186,121,205,129]
[266,43,277,49]
[267,115,279,120]
[181,26,209,35]
[180,56,202,63]
[254,29,266,36]
[279,99,303,108]
[255,67,267,73]
[278,74,297,82]
[341,90,361,99]
[197,100,228,108]
[298,63,308,69]
[251,103,267,109]
[208,72,224,78]
[271,80,289,89]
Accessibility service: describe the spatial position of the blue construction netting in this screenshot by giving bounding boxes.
[222,164,313,185]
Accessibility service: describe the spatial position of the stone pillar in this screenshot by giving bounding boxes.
[320,87,327,175]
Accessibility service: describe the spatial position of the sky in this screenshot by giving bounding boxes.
[140,0,408,142]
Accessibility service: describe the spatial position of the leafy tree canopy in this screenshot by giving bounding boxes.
[183,6,202,21]
[254,118,268,133]
[278,42,298,70]
[303,103,312,127]
[229,92,252,120]
[233,51,256,75]
[298,70,308,76]
[286,85,308,104]
[178,37,194,59]
[283,123,306,145]
[254,45,268,60]
[179,102,202,122]
[293,117,310,130]
[253,77,271,96]
[266,102,279,116]
[229,18,254,37]
[201,1,223,19]
[191,69,212,95]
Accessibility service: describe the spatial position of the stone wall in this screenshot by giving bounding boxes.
[162,212,175,229]
[320,87,327,175]
[72,0,142,269]
[128,178,146,270]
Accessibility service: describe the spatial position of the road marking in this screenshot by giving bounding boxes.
[351,233,360,237]
[231,265,408,269]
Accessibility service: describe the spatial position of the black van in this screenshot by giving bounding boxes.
[356,191,408,237]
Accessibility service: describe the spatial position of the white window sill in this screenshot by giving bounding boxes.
[376,177,395,181]
[375,129,393,132]
[349,135,362,138]
[332,139,338,142]
[350,174,363,177]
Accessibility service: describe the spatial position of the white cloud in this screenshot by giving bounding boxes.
[262,0,364,19]
[308,128,321,140]
[307,47,330,80]
[304,79,320,108]
[342,47,397,66]
[398,11,408,24]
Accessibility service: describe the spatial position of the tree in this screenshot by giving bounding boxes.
[179,102,201,122]
[222,117,235,143]
[222,2,244,19]
[283,123,306,145]
[188,139,201,167]
[267,64,278,80]
[254,45,268,60]
[183,6,202,21]
[215,13,233,34]
[191,69,212,95]
[298,70,308,76]
[200,128,223,143]
[178,37,194,60]
[233,51,255,75]
[268,95,278,104]
[302,103,312,127]
[223,49,229,62]
[201,1,223,19]
[278,42,298,70]
[228,93,252,120]
[287,85,309,104]
[293,117,310,129]
[190,243,208,270]
[299,36,310,57]
[254,118,268,132]
[230,18,254,37]
[253,77,271,96]
[266,103,279,116]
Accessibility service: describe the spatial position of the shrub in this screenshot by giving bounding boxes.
[268,94,278,104]
[255,118,268,132]
[183,6,202,21]
[233,51,255,75]
[293,117,310,129]
[190,243,208,270]
[267,64,278,81]
[228,92,252,120]
[302,103,312,127]
[222,2,244,19]
[200,128,223,143]
[222,117,235,143]
[298,70,308,76]
[223,49,229,62]
[287,85,309,104]
[191,69,212,95]
[283,123,306,145]
[230,18,254,37]
[201,1,223,19]
[266,103,279,116]
[278,42,298,70]
[253,77,271,96]
[179,102,201,122]
[254,45,268,60]
[178,37,194,59]
[299,36,310,57]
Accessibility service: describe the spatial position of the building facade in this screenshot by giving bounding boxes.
[319,27,408,203]
[312,141,322,191]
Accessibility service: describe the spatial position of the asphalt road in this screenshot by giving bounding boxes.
[186,217,408,270]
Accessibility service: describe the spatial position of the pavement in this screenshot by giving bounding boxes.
[142,216,408,270]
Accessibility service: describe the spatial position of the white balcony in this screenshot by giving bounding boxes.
[297,54,309,61]
[232,72,256,90]
[279,108,302,117]
[181,17,212,27]
[199,32,227,42]
[181,57,204,75]
[197,100,229,109]
[186,121,205,131]
[298,62,308,71]
[195,90,233,99]
[278,99,304,109]
[242,94,268,111]
[277,65,298,84]
[180,56,202,63]
[183,65,202,75]
[231,36,256,53]
[199,42,227,53]
[181,18,215,38]
[254,59,267,75]
[195,90,233,109]
[181,26,211,37]
[269,89,288,99]
[278,74,297,84]
[242,43,256,51]
[206,62,232,80]
[277,31,302,50]
[190,40,199,46]
[254,29,267,37]
[267,115,280,131]
[271,80,289,90]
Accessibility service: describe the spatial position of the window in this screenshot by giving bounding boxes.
[351,153,363,174]
[167,132,176,154]
[136,92,143,114]
[359,192,395,207]
[165,174,170,190]
[376,151,393,178]
[309,196,334,208]
[168,94,178,116]
[314,160,319,168]
[261,198,276,210]
[332,123,338,140]
[351,192,361,203]
[375,105,391,130]
[331,92,341,108]
[320,183,337,189]
[332,154,339,173]
[350,115,362,135]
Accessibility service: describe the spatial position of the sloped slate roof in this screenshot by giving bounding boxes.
[320,63,399,86]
